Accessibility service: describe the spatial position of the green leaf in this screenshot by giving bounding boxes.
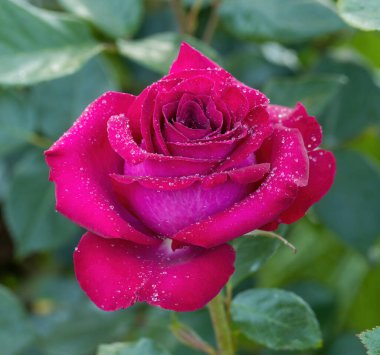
[314,58,380,146]
[231,288,322,350]
[24,277,135,355]
[31,57,118,140]
[0,286,34,355]
[358,327,380,355]
[348,264,380,330]
[225,44,295,88]
[0,91,38,157]
[231,236,280,287]
[97,339,170,355]
[117,32,220,75]
[220,0,346,44]
[0,0,102,86]
[58,0,143,38]
[338,0,380,31]
[327,333,367,355]
[263,75,346,117]
[349,31,380,68]
[4,150,80,257]
[315,149,380,253]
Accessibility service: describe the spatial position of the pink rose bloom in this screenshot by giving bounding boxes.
[45,43,335,312]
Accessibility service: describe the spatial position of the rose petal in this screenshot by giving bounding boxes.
[215,125,273,172]
[170,42,227,75]
[74,232,235,312]
[108,113,219,176]
[110,162,270,191]
[171,127,309,247]
[112,178,249,236]
[167,131,245,160]
[279,149,336,224]
[45,92,157,245]
[267,103,322,151]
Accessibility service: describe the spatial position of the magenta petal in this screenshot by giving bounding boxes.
[170,42,226,75]
[215,125,273,172]
[267,103,322,151]
[108,113,218,176]
[45,92,157,245]
[167,138,240,160]
[74,232,235,312]
[110,162,269,191]
[279,149,336,224]
[172,127,309,248]
[112,178,249,236]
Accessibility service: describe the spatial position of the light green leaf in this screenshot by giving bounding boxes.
[338,0,380,31]
[0,286,34,355]
[4,150,80,257]
[0,0,102,85]
[58,0,143,38]
[358,327,380,355]
[263,75,346,117]
[231,288,322,350]
[97,339,170,355]
[220,0,346,43]
[231,236,280,287]
[117,32,219,75]
[315,150,380,253]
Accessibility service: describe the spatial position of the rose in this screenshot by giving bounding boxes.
[45,43,335,312]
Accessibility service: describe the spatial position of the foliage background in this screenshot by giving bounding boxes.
[0,0,379,354]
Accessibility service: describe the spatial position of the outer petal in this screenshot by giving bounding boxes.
[45,92,157,245]
[267,103,322,151]
[279,149,336,224]
[171,127,309,248]
[170,42,227,75]
[74,232,235,312]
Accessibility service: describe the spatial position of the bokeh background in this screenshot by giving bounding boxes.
[0,0,379,354]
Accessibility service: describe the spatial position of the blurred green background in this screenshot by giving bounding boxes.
[0,0,379,354]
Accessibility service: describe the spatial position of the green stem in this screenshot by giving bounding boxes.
[208,292,235,355]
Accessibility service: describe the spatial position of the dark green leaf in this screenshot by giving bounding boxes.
[315,149,380,253]
[0,0,102,85]
[231,236,280,287]
[220,0,346,43]
[225,44,295,88]
[263,75,346,117]
[314,58,380,146]
[338,0,380,31]
[358,327,380,355]
[231,288,322,350]
[58,0,143,38]
[117,32,220,75]
[326,333,367,355]
[23,277,135,355]
[4,150,80,257]
[0,91,37,157]
[0,286,34,355]
[31,57,118,140]
[97,339,170,355]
